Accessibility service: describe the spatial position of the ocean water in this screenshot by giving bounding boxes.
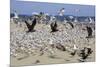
[10,13,95,23]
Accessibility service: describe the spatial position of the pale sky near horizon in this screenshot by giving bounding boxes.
[10,0,95,16]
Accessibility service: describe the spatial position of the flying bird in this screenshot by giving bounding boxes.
[86,26,93,38]
[56,43,66,51]
[89,17,93,23]
[87,47,93,55]
[58,8,65,16]
[13,10,19,19]
[78,47,93,62]
[50,21,58,32]
[25,18,37,32]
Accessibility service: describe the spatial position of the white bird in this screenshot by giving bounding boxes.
[73,44,78,50]
[74,18,78,22]
[89,17,93,23]
[13,11,19,19]
[58,8,65,16]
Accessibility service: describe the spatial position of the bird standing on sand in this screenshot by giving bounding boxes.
[89,17,94,23]
[13,10,19,19]
[12,10,19,24]
[70,45,78,56]
[24,18,37,32]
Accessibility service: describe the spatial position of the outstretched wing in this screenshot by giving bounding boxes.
[56,44,66,51]
[50,22,54,30]
[31,18,37,29]
[86,26,92,37]
[50,22,58,32]
[52,21,58,31]
[67,22,74,28]
[54,21,57,28]
[25,21,31,30]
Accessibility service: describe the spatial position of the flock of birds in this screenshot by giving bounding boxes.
[23,16,93,38]
[10,12,95,63]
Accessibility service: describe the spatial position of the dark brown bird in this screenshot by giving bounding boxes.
[87,47,93,55]
[25,18,37,32]
[50,21,58,32]
[78,47,93,62]
[86,26,93,38]
[70,50,77,56]
[55,43,66,51]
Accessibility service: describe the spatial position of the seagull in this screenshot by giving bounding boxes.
[13,11,19,19]
[74,17,78,23]
[12,10,19,24]
[24,18,37,32]
[89,17,94,23]
[58,8,65,16]
[70,45,78,56]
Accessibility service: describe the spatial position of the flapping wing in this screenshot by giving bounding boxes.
[25,21,31,30]
[50,22,54,30]
[31,18,37,29]
[67,22,74,28]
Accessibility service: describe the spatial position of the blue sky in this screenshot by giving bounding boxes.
[10,0,95,16]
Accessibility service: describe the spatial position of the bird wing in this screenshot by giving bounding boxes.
[50,23,54,30]
[31,18,37,29]
[25,21,31,30]
[86,27,92,36]
[68,22,74,28]
[54,22,57,28]
[56,44,66,51]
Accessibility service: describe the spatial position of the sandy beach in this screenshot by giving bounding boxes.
[10,21,95,66]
